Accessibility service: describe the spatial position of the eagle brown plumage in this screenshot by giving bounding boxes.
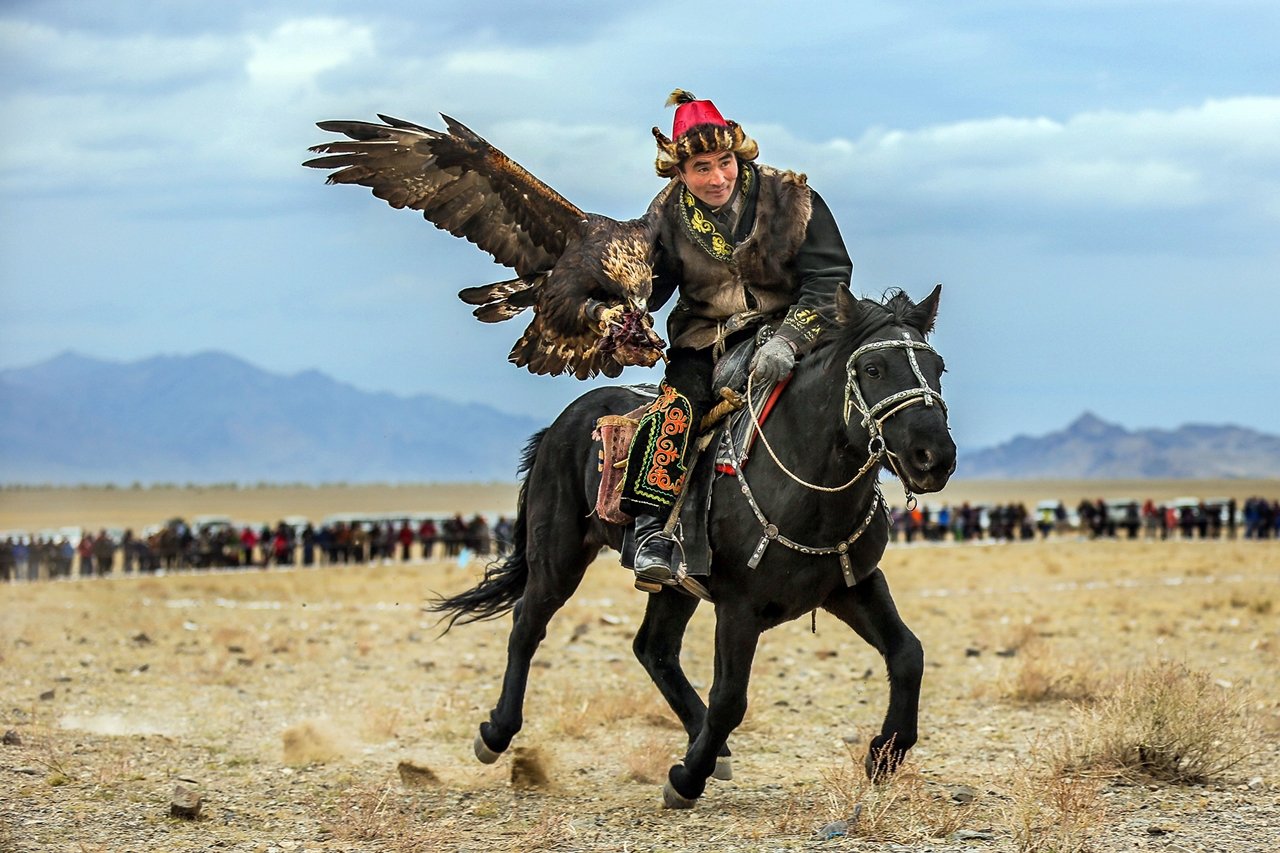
[304,114,665,379]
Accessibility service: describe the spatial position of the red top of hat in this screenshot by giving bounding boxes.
[672,99,728,140]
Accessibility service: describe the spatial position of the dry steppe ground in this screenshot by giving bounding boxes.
[1,484,1278,852]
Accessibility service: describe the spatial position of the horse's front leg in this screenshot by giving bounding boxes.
[663,608,760,808]
[633,589,734,780]
[823,567,923,778]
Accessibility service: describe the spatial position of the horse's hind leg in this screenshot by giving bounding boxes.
[476,536,595,762]
[823,568,923,778]
[633,590,733,779]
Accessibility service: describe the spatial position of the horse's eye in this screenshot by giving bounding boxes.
[864,365,881,379]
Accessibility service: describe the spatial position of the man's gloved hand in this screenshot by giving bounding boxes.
[749,335,797,386]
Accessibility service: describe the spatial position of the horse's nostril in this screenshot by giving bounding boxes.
[914,448,935,470]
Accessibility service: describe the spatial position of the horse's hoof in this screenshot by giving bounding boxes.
[865,745,904,781]
[662,780,697,809]
[473,733,502,764]
[712,756,733,781]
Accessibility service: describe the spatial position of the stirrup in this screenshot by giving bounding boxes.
[633,532,676,591]
[634,572,673,594]
[633,526,686,593]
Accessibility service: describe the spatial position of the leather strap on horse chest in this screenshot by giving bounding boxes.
[730,330,944,587]
[738,467,887,586]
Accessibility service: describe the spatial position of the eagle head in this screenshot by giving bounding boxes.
[594,231,664,368]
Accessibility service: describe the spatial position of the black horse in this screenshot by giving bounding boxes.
[431,285,956,808]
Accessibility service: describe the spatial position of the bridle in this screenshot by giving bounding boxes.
[842,333,948,493]
[735,331,947,585]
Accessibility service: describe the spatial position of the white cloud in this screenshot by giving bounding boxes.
[440,47,556,79]
[0,19,236,89]
[766,97,1280,222]
[0,16,386,199]
[245,17,375,92]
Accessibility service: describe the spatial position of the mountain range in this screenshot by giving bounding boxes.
[957,412,1280,479]
[0,352,543,484]
[2,353,1278,484]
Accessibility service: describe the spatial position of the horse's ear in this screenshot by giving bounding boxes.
[905,283,942,336]
[834,286,861,327]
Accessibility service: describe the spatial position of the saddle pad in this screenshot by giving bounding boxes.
[714,376,791,476]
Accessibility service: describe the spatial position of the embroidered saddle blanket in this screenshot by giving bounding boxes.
[592,334,787,577]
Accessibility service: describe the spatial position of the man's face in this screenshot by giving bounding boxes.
[678,149,738,208]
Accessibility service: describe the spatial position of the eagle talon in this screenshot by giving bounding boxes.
[595,305,628,335]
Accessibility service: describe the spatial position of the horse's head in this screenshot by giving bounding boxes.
[827,285,956,494]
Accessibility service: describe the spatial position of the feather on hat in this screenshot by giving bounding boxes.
[652,89,758,177]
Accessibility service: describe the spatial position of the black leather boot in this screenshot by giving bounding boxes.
[632,513,675,586]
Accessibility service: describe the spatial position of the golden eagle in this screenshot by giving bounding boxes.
[304,114,665,379]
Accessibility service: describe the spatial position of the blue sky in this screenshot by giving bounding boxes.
[1,1,1277,452]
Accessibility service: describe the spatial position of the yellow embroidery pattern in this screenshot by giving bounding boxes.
[677,165,753,263]
[681,190,733,262]
[687,201,714,234]
[783,306,824,344]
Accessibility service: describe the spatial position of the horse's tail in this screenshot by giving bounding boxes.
[428,429,546,633]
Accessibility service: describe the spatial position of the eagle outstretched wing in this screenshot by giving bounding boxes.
[305,115,664,379]
[305,114,581,276]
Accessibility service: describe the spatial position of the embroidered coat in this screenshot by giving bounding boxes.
[647,162,853,353]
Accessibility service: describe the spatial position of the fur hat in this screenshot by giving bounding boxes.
[652,89,758,178]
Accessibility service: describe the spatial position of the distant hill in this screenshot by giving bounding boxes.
[958,412,1280,479]
[0,352,545,485]
[6,355,1278,485]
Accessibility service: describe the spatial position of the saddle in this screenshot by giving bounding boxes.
[592,331,787,580]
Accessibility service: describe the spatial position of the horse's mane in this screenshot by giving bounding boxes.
[808,288,920,367]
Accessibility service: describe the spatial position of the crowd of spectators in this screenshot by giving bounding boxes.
[0,513,514,582]
[887,496,1279,544]
[4,495,1276,582]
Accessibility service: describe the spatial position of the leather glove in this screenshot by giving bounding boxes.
[749,335,797,386]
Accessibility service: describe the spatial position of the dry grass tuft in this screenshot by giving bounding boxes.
[619,732,673,784]
[1051,659,1259,784]
[549,683,665,738]
[1229,593,1273,615]
[999,644,1101,704]
[1000,620,1043,653]
[421,691,482,740]
[14,726,77,786]
[814,744,971,843]
[512,810,579,850]
[282,719,345,766]
[768,789,817,836]
[319,780,440,852]
[1004,767,1104,853]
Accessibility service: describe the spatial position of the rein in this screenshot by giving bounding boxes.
[734,331,945,585]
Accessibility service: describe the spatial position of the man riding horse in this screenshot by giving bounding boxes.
[307,90,856,589]
[622,90,855,586]
[312,92,956,809]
